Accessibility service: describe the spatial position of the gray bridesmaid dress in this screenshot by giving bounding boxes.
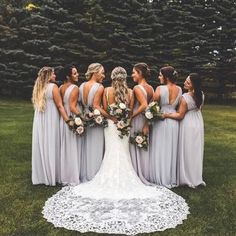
[79,82,104,182]
[177,93,205,187]
[130,85,153,185]
[60,84,82,186]
[149,85,182,188]
[32,83,60,186]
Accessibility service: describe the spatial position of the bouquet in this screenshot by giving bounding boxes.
[84,107,108,128]
[67,115,85,136]
[108,102,130,120]
[108,102,131,139]
[130,132,148,150]
[144,101,163,122]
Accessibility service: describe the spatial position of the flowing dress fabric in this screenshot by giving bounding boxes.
[60,84,82,186]
[177,93,205,187]
[32,83,60,186]
[79,82,104,182]
[43,115,190,234]
[130,85,153,184]
[150,85,182,188]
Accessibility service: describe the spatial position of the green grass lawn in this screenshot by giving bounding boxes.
[0,100,236,236]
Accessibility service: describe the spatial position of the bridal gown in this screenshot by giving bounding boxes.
[43,113,189,235]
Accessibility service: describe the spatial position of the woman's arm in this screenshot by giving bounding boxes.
[69,86,80,116]
[131,86,147,119]
[102,87,108,111]
[93,86,110,118]
[128,89,134,117]
[153,86,161,102]
[163,97,188,120]
[52,85,69,121]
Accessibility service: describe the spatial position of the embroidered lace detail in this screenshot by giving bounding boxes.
[42,120,189,234]
[43,186,189,235]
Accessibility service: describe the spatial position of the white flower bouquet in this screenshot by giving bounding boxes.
[84,107,108,128]
[130,132,148,150]
[108,102,131,139]
[144,101,163,122]
[68,115,86,136]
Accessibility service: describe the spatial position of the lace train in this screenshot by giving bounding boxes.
[42,121,189,235]
[42,186,189,235]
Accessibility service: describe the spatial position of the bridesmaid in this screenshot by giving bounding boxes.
[164,73,206,188]
[32,66,70,186]
[59,65,81,186]
[149,65,182,188]
[79,63,105,182]
[130,63,154,184]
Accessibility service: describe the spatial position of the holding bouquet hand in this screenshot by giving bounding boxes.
[130,131,148,150]
[108,102,131,138]
[84,107,108,128]
[144,101,163,122]
[66,116,75,130]
[67,114,85,136]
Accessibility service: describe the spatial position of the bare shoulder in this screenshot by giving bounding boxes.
[71,85,79,94]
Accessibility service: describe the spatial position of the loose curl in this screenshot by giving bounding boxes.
[32,67,54,112]
[111,67,129,104]
[85,63,103,80]
[189,73,203,109]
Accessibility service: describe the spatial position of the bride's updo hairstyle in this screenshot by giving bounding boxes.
[111,66,129,104]
[85,63,103,80]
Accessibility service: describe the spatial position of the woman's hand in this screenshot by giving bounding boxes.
[110,116,118,124]
[142,123,149,135]
[161,113,167,119]
[66,118,74,129]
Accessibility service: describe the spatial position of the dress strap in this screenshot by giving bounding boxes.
[138,85,147,98]
[64,84,76,102]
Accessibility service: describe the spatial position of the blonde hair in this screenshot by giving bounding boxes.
[32,66,54,112]
[111,67,129,104]
[85,63,103,80]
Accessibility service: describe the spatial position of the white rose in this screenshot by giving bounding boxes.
[88,112,94,118]
[119,103,126,109]
[74,117,83,126]
[149,101,156,107]
[117,120,125,129]
[135,135,144,144]
[93,109,101,116]
[95,116,103,124]
[115,108,122,114]
[145,111,154,119]
[76,126,84,135]
[137,143,143,147]
[155,105,160,112]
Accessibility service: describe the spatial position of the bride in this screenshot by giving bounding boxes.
[43,67,189,235]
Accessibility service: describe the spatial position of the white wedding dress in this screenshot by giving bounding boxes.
[43,119,189,235]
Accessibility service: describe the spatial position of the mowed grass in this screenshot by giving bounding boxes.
[0,100,235,236]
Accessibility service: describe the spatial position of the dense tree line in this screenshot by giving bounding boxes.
[0,0,235,99]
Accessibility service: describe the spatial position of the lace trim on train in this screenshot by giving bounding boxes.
[42,186,189,235]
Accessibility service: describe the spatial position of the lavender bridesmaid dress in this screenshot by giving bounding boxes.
[130,85,153,185]
[60,84,82,186]
[79,82,104,182]
[32,83,60,186]
[149,85,182,188]
[177,93,205,187]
